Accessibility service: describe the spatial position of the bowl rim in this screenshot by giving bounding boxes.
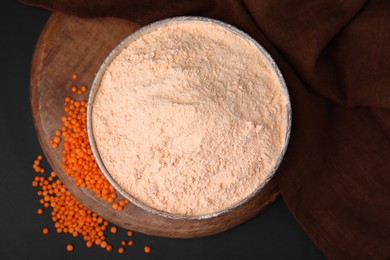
[86,16,292,220]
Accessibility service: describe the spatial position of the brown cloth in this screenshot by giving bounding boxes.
[20,0,390,259]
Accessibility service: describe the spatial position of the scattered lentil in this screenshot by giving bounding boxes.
[66,244,74,252]
[106,244,113,252]
[32,155,45,173]
[100,241,108,249]
[31,74,150,254]
[110,226,117,234]
[42,227,49,235]
[144,245,151,254]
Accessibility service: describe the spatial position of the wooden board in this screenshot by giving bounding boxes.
[30,12,280,238]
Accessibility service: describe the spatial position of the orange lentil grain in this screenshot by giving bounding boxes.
[100,241,108,249]
[66,244,74,252]
[95,238,102,246]
[128,240,134,246]
[71,73,78,80]
[106,244,112,252]
[127,230,133,237]
[121,240,126,246]
[97,216,103,224]
[118,247,124,254]
[53,136,61,144]
[110,226,117,234]
[42,228,49,235]
[37,208,44,215]
[144,245,151,254]
[112,203,119,210]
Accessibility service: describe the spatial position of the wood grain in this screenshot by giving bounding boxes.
[30,12,280,238]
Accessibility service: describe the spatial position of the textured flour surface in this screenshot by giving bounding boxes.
[92,20,289,216]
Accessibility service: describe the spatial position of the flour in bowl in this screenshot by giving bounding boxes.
[91,19,289,216]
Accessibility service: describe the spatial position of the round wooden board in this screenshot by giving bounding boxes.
[30,12,280,238]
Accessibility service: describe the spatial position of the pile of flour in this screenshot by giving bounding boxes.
[92,20,289,216]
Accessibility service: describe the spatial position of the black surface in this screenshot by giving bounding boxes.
[0,1,326,259]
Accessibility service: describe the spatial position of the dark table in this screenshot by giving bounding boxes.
[0,1,326,259]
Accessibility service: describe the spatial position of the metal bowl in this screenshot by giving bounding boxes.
[87,16,291,220]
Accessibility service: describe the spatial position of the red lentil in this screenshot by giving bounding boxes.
[31,74,153,254]
[42,227,49,235]
[144,245,151,254]
[66,244,74,252]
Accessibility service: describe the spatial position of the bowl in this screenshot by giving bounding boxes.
[87,16,291,220]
